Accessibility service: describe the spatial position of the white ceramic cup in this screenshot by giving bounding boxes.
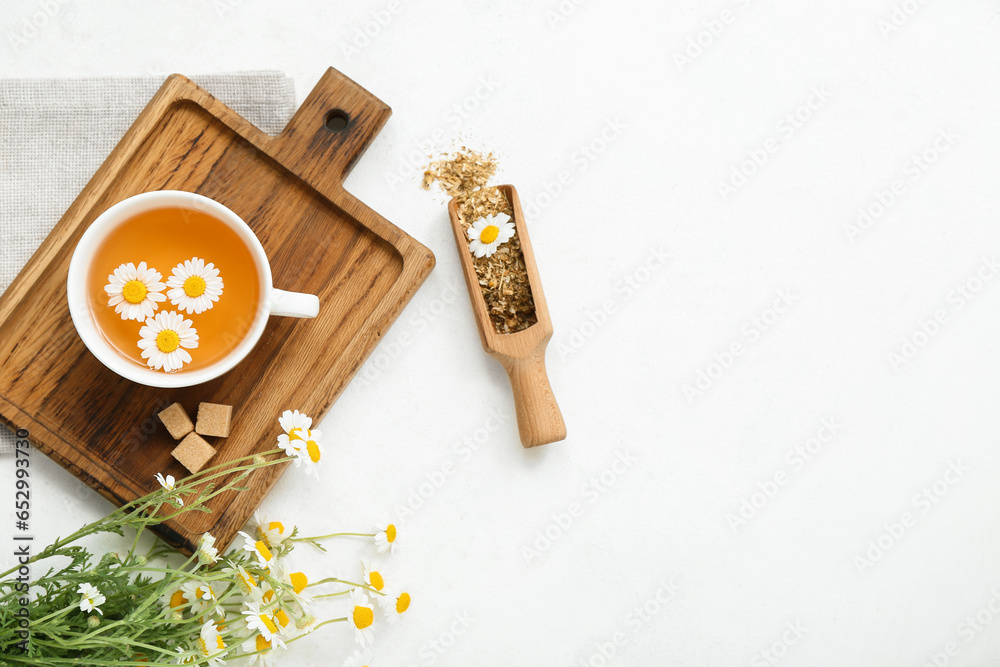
[67,190,319,388]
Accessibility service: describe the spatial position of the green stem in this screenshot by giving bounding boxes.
[28,602,77,627]
[312,590,351,598]
[290,532,374,541]
[0,450,287,582]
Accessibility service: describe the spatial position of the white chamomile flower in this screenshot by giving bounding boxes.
[223,562,260,599]
[166,257,224,314]
[77,582,105,615]
[467,212,515,258]
[344,649,376,667]
[277,410,323,475]
[160,585,188,616]
[195,619,227,666]
[373,523,397,554]
[196,532,218,565]
[242,633,285,665]
[238,530,275,569]
[137,310,198,372]
[377,590,411,623]
[280,569,312,606]
[286,430,323,477]
[278,409,312,439]
[243,602,285,645]
[105,261,166,321]
[253,510,291,549]
[155,472,183,507]
[180,580,219,617]
[362,562,385,593]
[174,646,197,665]
[349,588,375,648]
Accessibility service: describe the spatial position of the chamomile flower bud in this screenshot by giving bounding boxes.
[296,613,316,630]
[87,615,100,628]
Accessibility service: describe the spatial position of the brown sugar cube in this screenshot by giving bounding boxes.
[196,402,232,438]
[171,432,217,473]
[157,403,193,440]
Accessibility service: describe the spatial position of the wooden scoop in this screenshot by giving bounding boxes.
[447,184,567,448]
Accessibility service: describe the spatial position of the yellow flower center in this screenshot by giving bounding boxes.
[194,587,205,599]
[255,634,271,651]
[255,540,273,562]
[386,524,397,543]
[197,635,224,656]
[259,614,277,634]
[368,571,384,591]
[289,572,308,594]
[183,275,207,297]
[288,427,305,442]
[306,440,321,463]
[274,608,290,628]
[122,279,148,304]
[396,592,411,614]
[268,521,285,535]
[263,590,275,603]
[156,329,180,353]
[169,590,186,609]
[479,225,499,244]
[235,571,255,594]
[353,605,374,630]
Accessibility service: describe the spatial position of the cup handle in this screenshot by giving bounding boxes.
[270,289,320,318]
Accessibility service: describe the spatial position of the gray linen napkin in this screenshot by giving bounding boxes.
[0,72,296,453]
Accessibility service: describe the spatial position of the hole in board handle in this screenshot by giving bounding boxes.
[324,110,350,132]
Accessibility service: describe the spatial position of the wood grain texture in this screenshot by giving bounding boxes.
[0,68,434,553]
[447,185,566,448]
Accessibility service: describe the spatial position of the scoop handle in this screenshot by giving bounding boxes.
[502,345,566,448]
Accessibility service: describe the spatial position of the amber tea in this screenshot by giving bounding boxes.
[86,206,262,373]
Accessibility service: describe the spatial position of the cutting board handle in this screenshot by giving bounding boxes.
[503,346,567,448]
[272,67,392,197]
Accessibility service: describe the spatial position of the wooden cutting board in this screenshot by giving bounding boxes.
[0,68,434,553]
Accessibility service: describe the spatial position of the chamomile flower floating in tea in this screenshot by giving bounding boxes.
[104,261,166,321]
[137,310,199,372]
[167,257,224,314]
[467,212,515,258]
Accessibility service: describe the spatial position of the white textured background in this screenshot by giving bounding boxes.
[3,1,1000,666]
